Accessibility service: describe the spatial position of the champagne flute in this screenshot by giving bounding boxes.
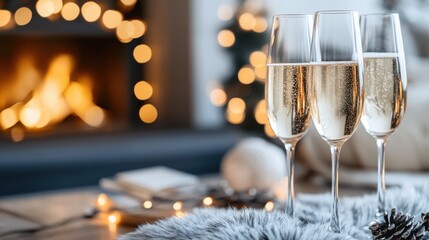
[309,11,364,232]
[266,14,313,217]
[360,13,407,217]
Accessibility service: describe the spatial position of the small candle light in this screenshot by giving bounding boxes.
[97,193,111,212]
[173,201,183,211]
[143,200,152,209]
[202,196,213,206]
[264,201,274,212]
[175,210,186,218]
[108,211,121,226]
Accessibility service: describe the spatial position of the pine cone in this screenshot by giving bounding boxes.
[369,208,429,240]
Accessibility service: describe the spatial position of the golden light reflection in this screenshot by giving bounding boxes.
[217,30,235,48]
[249,51,267,68]
[238,13,255,31]
[238,67,255,85]
[133,44,152,63]
[217,5,234,21]
[102,10,123,29]
[139,104,157,123]
[61,2,80,21]
[134,81,153,100]
[82,1,101,23]
[14,7,32,26]
[228,98,245,114]
[210,88,227,107]
[36,0,55,18]
[0,10,12,27]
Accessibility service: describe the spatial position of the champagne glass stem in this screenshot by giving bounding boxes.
[283,141,296,217]
[376,137,388,217]
[329,143,343,233]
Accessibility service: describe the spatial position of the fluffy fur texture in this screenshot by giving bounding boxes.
[120,184,429,240]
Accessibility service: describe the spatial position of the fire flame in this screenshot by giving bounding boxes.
[0,54,106,136]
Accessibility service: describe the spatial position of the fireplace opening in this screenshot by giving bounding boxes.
[0,35,133,141]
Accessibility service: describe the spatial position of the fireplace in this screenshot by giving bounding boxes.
[0,0,149,142]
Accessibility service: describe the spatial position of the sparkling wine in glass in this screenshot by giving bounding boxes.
[360,13,407,217]
[266,14,313,217]
[310,11,364,232]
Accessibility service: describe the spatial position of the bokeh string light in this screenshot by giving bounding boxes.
[0,0,157,126]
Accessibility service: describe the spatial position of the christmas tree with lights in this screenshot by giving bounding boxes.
[213,0,274,136]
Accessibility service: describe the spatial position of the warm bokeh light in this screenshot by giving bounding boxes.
[173,201,183,211]
[238,67,255,85]
[0,10,12,27]
[210,88,227,107]
[254,66,267,81]
[52,0,63,14]
[0,108,18,129]
[139,104,157,123]
[134,81,153,100]
[264,122,276,138]
[175,210,186,218]
[130,19,146,38]
[14,7,32,26]
[102,10,123,29]
[254,100,268,125]
[108,212,121,224]
[264,201,274,211]
[97,193,109,210]
[217,5,234,21]
[61,2,79,21]
[120,0,137,7]
[36,0,54,18]
[249,51,267,68]
[228,98,246,114]
[82,1,101,23]
[133,44,152,63]
[253,17,267,33]
[226,110,245,124]
[238,13,256,31]
[116,20,134,43]
[217,30,235,48]
[20,103,42,128]
[143,200,153,209]
[82,105,105,127]
[202,196,213,206]
[10,126,25,142]
[65,81,90,112]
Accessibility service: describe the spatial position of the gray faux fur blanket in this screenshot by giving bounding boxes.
[120,184,429,240]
